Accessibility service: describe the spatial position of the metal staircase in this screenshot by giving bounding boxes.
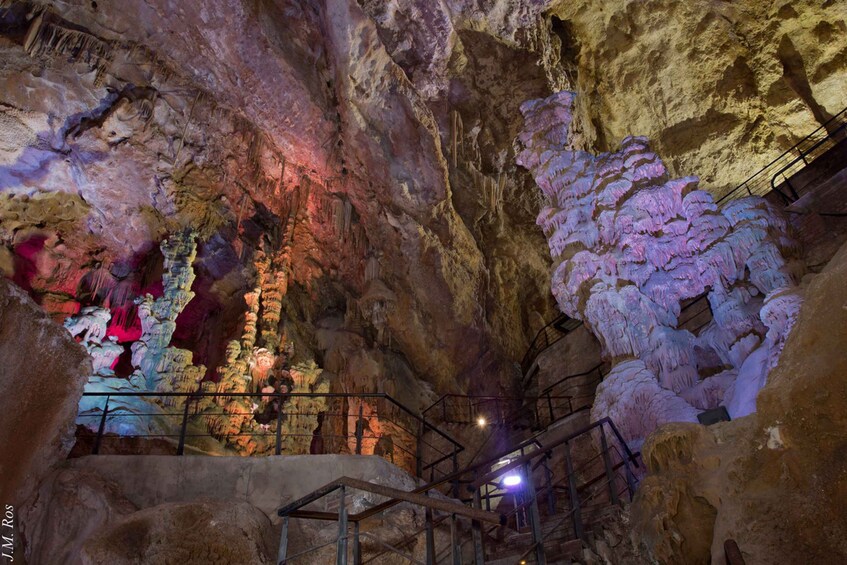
[717,105,847,204]
[276,417,641,564]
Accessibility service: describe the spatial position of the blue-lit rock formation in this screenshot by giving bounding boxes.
[72,230,203,438]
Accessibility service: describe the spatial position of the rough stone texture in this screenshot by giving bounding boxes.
[1,0,844,415]
[21,467,138,565]
[550,0,847,197]
[60,453,418,523]
[80,501,277,565]
[21,453,421,563]
[516,90,802,446]
[0,0,563,405]
[0,277,91,507]
[629,239,847,563]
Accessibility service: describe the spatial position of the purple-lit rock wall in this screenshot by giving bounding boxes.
[516,91,803,447]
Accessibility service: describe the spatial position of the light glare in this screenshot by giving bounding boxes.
[502,474,522,487]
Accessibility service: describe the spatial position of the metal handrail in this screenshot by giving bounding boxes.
[717,105,847,204]
[79,391,464,479]
[277,476,505,524]
[769,116,847,198]
[538,363,604,398]
[468,418,639,492]
[275,416,638,564]
[520,313,583,375]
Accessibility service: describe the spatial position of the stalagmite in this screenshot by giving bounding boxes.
[130,230,204,404]
[517,91,803,447]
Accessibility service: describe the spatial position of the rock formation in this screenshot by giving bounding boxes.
[73,230,207,439]
[517,91,803,446]
[627,239,847,562]
[279,360,329,455]
[64,306,122,375]
[548,0,847,195]
[0,278,91,511]
[131,230,203,398]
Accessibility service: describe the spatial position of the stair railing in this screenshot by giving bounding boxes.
[717,105,847,204]
[276,476,505,564]
[520,314,584,378]
[277,416,639,564]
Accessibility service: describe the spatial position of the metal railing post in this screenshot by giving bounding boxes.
[177,396,192,456]
[277,515,289,565]
[485,484,491,512]
[450,514,461,565]
[600,425,620,506]
[355,403,363,455]
[563,440,585,543]
[546,392,554,424]
[533,398,540,428]
[93,394,110,455]
[471,478,485,565]
[275,392,283,455]
[524,462,547,565]
[352,521,361,565]
[336,485,348,565]
[451,452,459,498]
[416,419,425,478]
[425,505,436,565]
[544,455,556,515]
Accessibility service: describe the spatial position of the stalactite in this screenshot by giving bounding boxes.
[24,12,114,85]
[279,360,328,454]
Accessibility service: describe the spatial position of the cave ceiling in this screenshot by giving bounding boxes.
[0,0,844,401]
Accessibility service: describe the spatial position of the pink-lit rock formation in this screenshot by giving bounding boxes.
[75,231,206,438]
[517,91,803,446]
[625,239,847,561]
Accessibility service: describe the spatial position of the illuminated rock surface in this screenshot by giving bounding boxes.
[0,0,845,562]
[517,91,803,446]
[627,240,847,562]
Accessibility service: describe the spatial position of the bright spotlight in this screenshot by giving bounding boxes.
[502,474,522,487]
[476,416,487,427]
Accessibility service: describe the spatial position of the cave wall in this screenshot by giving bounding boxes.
[0,0,570,407]
[0,0,844,411]
[0,278,90,508]
[629,238,847,563]
[549,0,847,197]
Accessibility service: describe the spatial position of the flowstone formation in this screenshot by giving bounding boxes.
[516,91,802,447]
[74,231,205,436]
[64,306,122,375]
